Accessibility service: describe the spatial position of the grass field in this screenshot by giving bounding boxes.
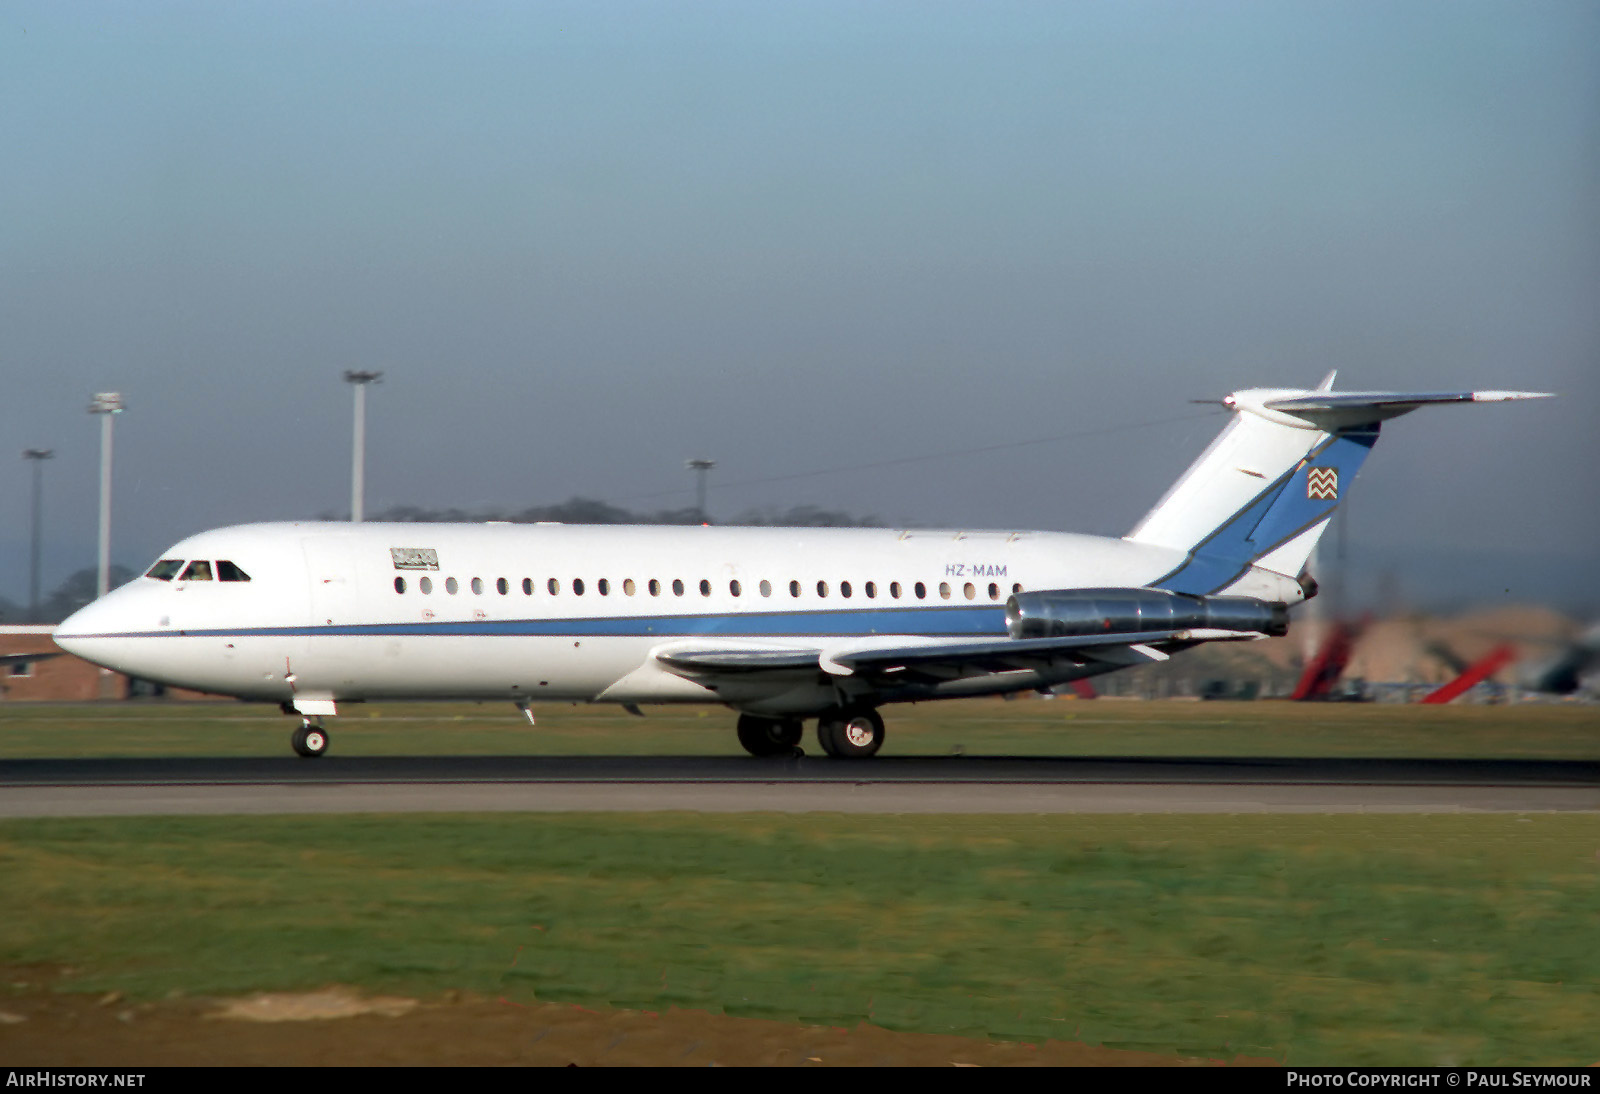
[2,812,1598,1065]
[1,695,1597,759]
[2,698,1597,1065]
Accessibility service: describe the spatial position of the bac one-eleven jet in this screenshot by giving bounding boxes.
[56,375,1548,759]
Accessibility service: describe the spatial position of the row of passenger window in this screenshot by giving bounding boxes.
[393,575,1022,602]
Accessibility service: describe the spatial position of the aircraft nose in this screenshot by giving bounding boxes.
[54,596,139,671]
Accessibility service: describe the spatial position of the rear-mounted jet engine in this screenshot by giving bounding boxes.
[1005,587,1289,640]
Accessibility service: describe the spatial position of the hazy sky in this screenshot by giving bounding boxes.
[3,2,1596,609]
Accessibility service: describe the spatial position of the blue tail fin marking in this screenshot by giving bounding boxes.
[1152,425,1379,595]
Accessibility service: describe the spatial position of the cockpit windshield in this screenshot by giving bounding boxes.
[146,559,184,581]
[146,558,252,582]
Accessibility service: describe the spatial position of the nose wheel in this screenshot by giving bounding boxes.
[291,720,329,758]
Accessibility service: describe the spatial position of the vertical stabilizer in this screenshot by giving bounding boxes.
[1126,382,1551,598]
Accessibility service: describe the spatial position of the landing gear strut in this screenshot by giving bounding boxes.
[816,707,885,759]
[291,719,329,758]
[736,714,804,757]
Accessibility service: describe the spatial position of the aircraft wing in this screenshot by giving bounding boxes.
[0,650,60,668]
[652,628,1269,682]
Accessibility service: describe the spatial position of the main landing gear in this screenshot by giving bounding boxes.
[816,707,885,759]
[291,719,329,758]
[736,708,886,759]
[736,714,804,757]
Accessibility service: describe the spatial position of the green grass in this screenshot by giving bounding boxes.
[1,697,1598,759]
[2,812,1598,1064]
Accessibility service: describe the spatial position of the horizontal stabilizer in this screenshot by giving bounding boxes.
[1129,379,1554,594]
[1261,389,1553,430]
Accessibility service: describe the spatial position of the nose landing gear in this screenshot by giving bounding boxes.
[291,719,329,758]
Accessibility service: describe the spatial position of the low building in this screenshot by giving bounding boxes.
[0,625,217,701]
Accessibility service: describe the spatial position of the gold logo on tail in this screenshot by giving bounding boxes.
[1306,467,1338,501]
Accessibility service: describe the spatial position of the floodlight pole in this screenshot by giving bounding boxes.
[88,393,124,601]
[344,370,382,522]
[23,449,53,623]
[686,458,716,522]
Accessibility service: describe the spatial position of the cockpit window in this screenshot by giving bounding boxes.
[180,560,213,581]
[216,560,251,582]
[146,559,184,581]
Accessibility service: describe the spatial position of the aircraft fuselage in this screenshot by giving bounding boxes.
[57,521,1197,715]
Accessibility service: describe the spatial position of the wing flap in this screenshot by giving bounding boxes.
[832,631,1188,674]
[655,648,822,674]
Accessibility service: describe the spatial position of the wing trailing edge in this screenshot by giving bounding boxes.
[653,627,1265,682]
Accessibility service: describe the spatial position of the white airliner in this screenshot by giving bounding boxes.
[55,376,1548,758]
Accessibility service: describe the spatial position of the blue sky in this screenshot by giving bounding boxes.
[3,2,1596,610]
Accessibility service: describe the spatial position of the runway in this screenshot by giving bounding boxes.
[2,755,1596,816]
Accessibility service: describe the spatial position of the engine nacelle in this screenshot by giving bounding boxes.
[1005,587,1289,640]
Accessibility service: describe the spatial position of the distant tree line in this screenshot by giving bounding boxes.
[0,566,135,626]
[1,500,887,625]
[347,496,888,529]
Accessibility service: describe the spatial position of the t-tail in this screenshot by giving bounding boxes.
[1125,372,1552,600]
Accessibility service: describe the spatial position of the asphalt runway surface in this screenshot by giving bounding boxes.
[2,755,1597,815]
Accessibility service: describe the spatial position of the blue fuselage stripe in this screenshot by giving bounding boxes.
[64,605,1012,641]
